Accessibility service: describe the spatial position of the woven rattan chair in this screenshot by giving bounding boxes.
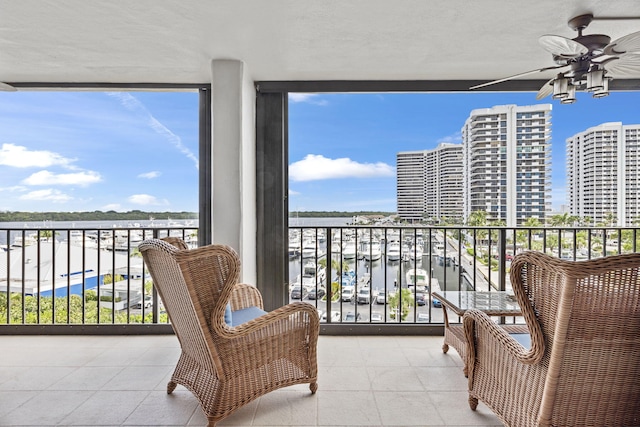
[463,251,640,427]
[139,238,320,427]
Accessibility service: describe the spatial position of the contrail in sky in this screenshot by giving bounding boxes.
[107,92,198,169]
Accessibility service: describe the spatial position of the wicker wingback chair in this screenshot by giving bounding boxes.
[139,238,320,427]
[463,251,640,427]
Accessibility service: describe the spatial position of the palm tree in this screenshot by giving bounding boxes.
[466,210,488,249]
[516,217,542,250]
[579,216,593,227]
[604,211,617,227]
[388,288,414,321]
[548,212,579,227]
[467,210,487,227]
[318,258,348,302]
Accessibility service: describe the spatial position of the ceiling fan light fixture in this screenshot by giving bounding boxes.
[586,68,605,91]
[470,14,640,105]
[560,84,577,104]
[592,77,611,98]
[552,76,570,99]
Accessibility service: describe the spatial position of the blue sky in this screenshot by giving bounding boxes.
[289,91,640,212]
[0,91,200,213]
[0,89,637,213]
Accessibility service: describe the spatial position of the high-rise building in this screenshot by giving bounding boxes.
[396,143,463,222]
[461,104,552,226]
[396,151,426,221]
[567,122,640,226]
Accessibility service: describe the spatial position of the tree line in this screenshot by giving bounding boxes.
[0,211,198,222]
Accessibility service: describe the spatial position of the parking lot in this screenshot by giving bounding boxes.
[290,289,445,324]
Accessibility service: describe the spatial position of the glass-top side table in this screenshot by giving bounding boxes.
[432,290,529,375]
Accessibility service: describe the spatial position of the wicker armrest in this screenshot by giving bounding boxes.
[463,309,544,374]
[214,303,320,374]
[229,283,264,311]
[217,301,320,337]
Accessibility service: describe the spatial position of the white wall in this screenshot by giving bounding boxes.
[210,59,257,285]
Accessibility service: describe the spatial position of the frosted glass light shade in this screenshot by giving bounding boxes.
[586,69,604,92]
[561,84,577,104]
[553,77,570,99]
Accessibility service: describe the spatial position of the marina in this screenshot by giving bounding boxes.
[2,216,488,324]
[287,219,482,322]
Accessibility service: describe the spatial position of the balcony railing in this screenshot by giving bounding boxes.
[2,223,638,331]
[0,226,197,331]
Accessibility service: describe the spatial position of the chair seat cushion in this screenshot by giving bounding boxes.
[230,306,267,327]
[224,303,233,325]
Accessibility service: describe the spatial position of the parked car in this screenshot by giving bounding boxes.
[375,291,388,304]
[343,311,362,322]
[134,295,153,309]
[308,287,326,300]
[320,310,341,322]
[493,253,514,261]
[290,284,307,300]
[417,313,429,322]
[357,287,371,304]
[415,292,426,306]
[432,295,442,308]
[371,312,383,322]
[341,286,355,302]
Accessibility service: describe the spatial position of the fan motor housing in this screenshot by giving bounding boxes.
[573,34,612,53]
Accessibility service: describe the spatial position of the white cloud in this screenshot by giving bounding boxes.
[0,185,27,192]
[437,131,462,145]
[108,92,199,169]
[22,170,102,187]
[289,154,394,182]
[19,189,72,203]
[0,143,76,168]
[289,189,301,196]
[128,194,168,206]
[288,93,328,106]
[138,171,161,179]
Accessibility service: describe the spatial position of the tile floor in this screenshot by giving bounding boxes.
[0,334,502,426]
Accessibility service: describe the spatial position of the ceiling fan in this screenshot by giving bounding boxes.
[470,14,640,103]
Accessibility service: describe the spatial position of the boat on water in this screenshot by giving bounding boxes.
[330,238,342,255]
[386,241,401,261]
[342,241,357,259]
[437,250,456,266]
[296,261,326,291]
[406,267,429,292]
[408,243,423,261]
[301,239,326,259]
[361,240,382,261]
[288,231,301,258]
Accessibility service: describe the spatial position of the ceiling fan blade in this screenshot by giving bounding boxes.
[604,30,640,55]
[469,64,569,90]
[603,53,640,76]
[539,34,588,58]
[0,82,16,92]
[536,79,554,100]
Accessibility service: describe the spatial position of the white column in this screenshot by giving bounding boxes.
[210,59,257,284]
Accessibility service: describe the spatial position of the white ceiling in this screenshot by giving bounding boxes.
[1,0,640,86]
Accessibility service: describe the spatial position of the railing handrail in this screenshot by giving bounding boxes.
[2,223,638,331]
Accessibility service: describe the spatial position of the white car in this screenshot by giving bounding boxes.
[376,292,388,304]
[417,313,429,322]
[135,295,153,309]
[320,310,341,322]
[357,287,371,304]
[341,286,355,302]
